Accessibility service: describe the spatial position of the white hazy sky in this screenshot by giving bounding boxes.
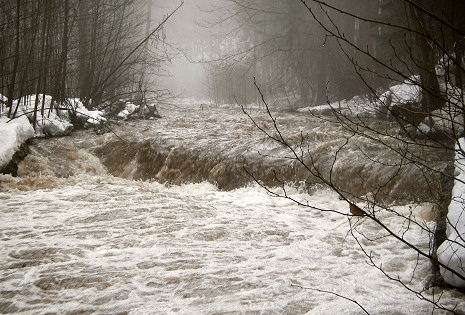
[152,0,220,99]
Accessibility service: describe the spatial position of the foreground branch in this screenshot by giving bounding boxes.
[291,283,371,315]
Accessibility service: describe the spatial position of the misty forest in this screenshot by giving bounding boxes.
[1,0,465,314]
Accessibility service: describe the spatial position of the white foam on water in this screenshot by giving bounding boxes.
[1,176,463,314]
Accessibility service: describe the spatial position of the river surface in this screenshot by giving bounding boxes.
[1,102,464,314]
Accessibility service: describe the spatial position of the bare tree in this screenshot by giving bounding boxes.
[0,0,179,126]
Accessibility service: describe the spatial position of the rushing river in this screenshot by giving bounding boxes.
[1,102,464,314]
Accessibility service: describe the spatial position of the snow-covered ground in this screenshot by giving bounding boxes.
[0,95,106,143]
[297,76,422,118]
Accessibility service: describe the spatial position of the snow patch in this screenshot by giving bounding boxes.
[385,75,422,106]
[12,95,73,137]
[297,95,379,117]
[297,76,422,119]
[438,137,465,288]
[0,95,107,170]
[0,115,34,169]
[9,96,106,137]
[117,102,139,120]
[65,98,106,126]
[115,100,160,120]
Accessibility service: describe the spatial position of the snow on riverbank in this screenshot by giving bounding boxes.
[438,137,465,288]
[0,95,107,171]
[0,115,34,169]
[14,95,106,136]
[297,76,422,118]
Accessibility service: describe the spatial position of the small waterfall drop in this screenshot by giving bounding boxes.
[8,104,451,205]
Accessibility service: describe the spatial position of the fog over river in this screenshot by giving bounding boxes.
[1,102,464,314]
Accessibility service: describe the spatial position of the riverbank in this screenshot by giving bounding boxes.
[0,115,34,173]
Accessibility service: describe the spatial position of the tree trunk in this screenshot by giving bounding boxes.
[78,0,91,103]
[7,0,20,117]
[57,0,69,104]
[409,1,443,113]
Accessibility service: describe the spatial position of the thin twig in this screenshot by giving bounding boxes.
[291,283,371,315]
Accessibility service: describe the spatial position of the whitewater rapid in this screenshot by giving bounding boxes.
[1,103,464,314]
